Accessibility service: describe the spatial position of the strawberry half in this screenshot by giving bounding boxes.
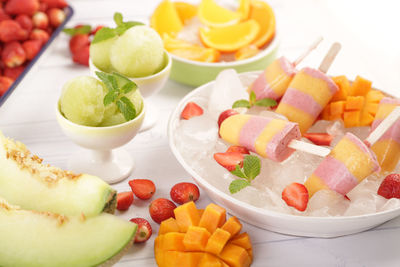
[226,145,250,155]
[116,191,134,211]
[217,109,239,128]
[180,102,203,120]
[282,183,309,212]
[129,179,156,200]
[213,152,244,172]
[130,218,152,243]
[170,182,200,204]
[378,174,400,199]
[304,133,333,146]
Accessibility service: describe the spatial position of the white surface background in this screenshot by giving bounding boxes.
[1,0,400,266]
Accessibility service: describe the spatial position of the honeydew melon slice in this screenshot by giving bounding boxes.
[0,198,136,267]
[0,131,117,216]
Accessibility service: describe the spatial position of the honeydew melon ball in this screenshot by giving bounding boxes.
[60,76,106,127]
[90,36,118,73]
[110,26,164,78]
[100,89,143,127]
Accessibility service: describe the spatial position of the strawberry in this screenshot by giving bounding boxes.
[213,152,244,171]
[116,191,134,211]
[15,14,33,32]
[22,39,42,60]
[149,198,176,224]
[226,145,250,155]
[5,0,39,16]
[4,65,25,80]
[47,8,65,28]
[2,42,26,68]
[128,179,156,200]
[0,20,28,42]
[0,7,11,22]
[282,183,309,212]
[32,11,49,29]
[40,0,68,9]
[30,28,49,44]
[170,182,200,204]
[129,218,152,243]
[72,44,89,66]
[378,174,400,199]
[218,109,239,128]
[304,133,333,146]
[181,102,204,120]
[0,76,13,97]
[38,2,48,12]
[69,33,89,54]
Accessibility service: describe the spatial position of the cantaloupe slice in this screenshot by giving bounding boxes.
[0,132,116,217]
[0,198,136,267]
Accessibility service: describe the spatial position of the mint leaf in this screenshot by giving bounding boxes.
[249,91,257,105]
[230,165,247,179]
[104,91,118,106]
[95,71,114,91]
[243,155,260,180]
[121,82,136,94]
[117,96,136,121]
[125,21,144,28]
[254,98,277,108]
[229,179,250,194]
[114,12,123,26]
[232,100,251,109]
[63,25,92,36]
[109,75,118,91]
[92,27,117,44]
[112,72,137,93]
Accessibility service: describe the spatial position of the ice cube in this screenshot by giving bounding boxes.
[177,17,203,46]
[306,190,349,217]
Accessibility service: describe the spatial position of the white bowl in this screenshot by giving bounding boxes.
[168,71,400,237]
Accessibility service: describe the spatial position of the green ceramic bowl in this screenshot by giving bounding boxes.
[169,34,279,87]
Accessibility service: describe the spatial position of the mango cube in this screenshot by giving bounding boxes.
[345,96,364,111]
[366,89,385,103]
[230,232,252,250]
[174,201,200,232]
[199,253,224,267]
[343,110,360,128]
[330,101,345,115]
[159,218,180,235]
[205,228,231,255]
[349,75,372,96]
[221,216,242,238]
[219,244,251,267]
[183,226,211,251]
[332,75,349,101]
[199,203,226,234]
[164,251,204,267]
[162,232,186,251]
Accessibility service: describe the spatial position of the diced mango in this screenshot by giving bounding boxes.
[159,218,180,235]
[332,75,349,101]
[365,102,379,116]
[247,248,253,262]
[164,251,204,267]
[330,101,346,115]
[162,232,186,251]
[199,203,226,234]
[230,232,252,250]
[219,244,251,267]
[321,104,331,120]
[198,209,204,218]
[349,75,372,96]
[154,235,165,267]
[205,228,231,255]
[343,110,360,128]
[360,110,375,126]
[183,226,211,251]
[174,201,200,232]
[221,216,242,238]
[199,253,224,267]
[366,89,385,103]
[345,96,364,111]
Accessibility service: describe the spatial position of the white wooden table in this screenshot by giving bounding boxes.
[1,0,400,266]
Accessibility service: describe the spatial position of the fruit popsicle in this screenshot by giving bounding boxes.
[219,114,301,162]
[304,132,380,197]
[249,37,323,100]
[369,97,400,172]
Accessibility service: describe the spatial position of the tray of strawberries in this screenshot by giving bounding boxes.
[0,0,74,106]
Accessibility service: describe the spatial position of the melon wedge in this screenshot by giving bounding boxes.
[0,131,116,216]
[0,198,136,267]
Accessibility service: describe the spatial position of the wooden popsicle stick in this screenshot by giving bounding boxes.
[293,36,323,66]
[318,42,341,73]
[364,106,400,147]
[288,139,331,157]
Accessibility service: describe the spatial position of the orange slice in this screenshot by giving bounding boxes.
[198,0,242,27]
[249,0,276,47]
[163,34,220,62]
[238,0,251,20]
[174,2,198,24]
[199,20,260,52]
[235,44,260,60]
[151,0,183,36]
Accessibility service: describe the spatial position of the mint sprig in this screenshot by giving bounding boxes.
[92,12,144,44]
[63,25,92,36]
[232,91,277,109]
[229,155,261,194]
[95,71,138,121]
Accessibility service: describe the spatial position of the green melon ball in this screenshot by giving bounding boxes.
[100,89,143,127]
[110,26,164,78]
[60,76,106,126]
[90,36,118,73]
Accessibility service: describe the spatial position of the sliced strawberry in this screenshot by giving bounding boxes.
[304,133,333,146]
[170,182,200,204]
[217,109,239,128]
[116,191,134,211]
[378,174,400,199]
[213,152,244,172]
[181,101,203,120]
[128,179,156,200]
[226,145,250,155]
[129,218,152,243]
[282,183,309,212]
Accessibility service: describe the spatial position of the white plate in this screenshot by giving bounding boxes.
[168,71,400,238]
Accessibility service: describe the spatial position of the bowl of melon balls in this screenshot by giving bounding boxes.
[150,0,279,86]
